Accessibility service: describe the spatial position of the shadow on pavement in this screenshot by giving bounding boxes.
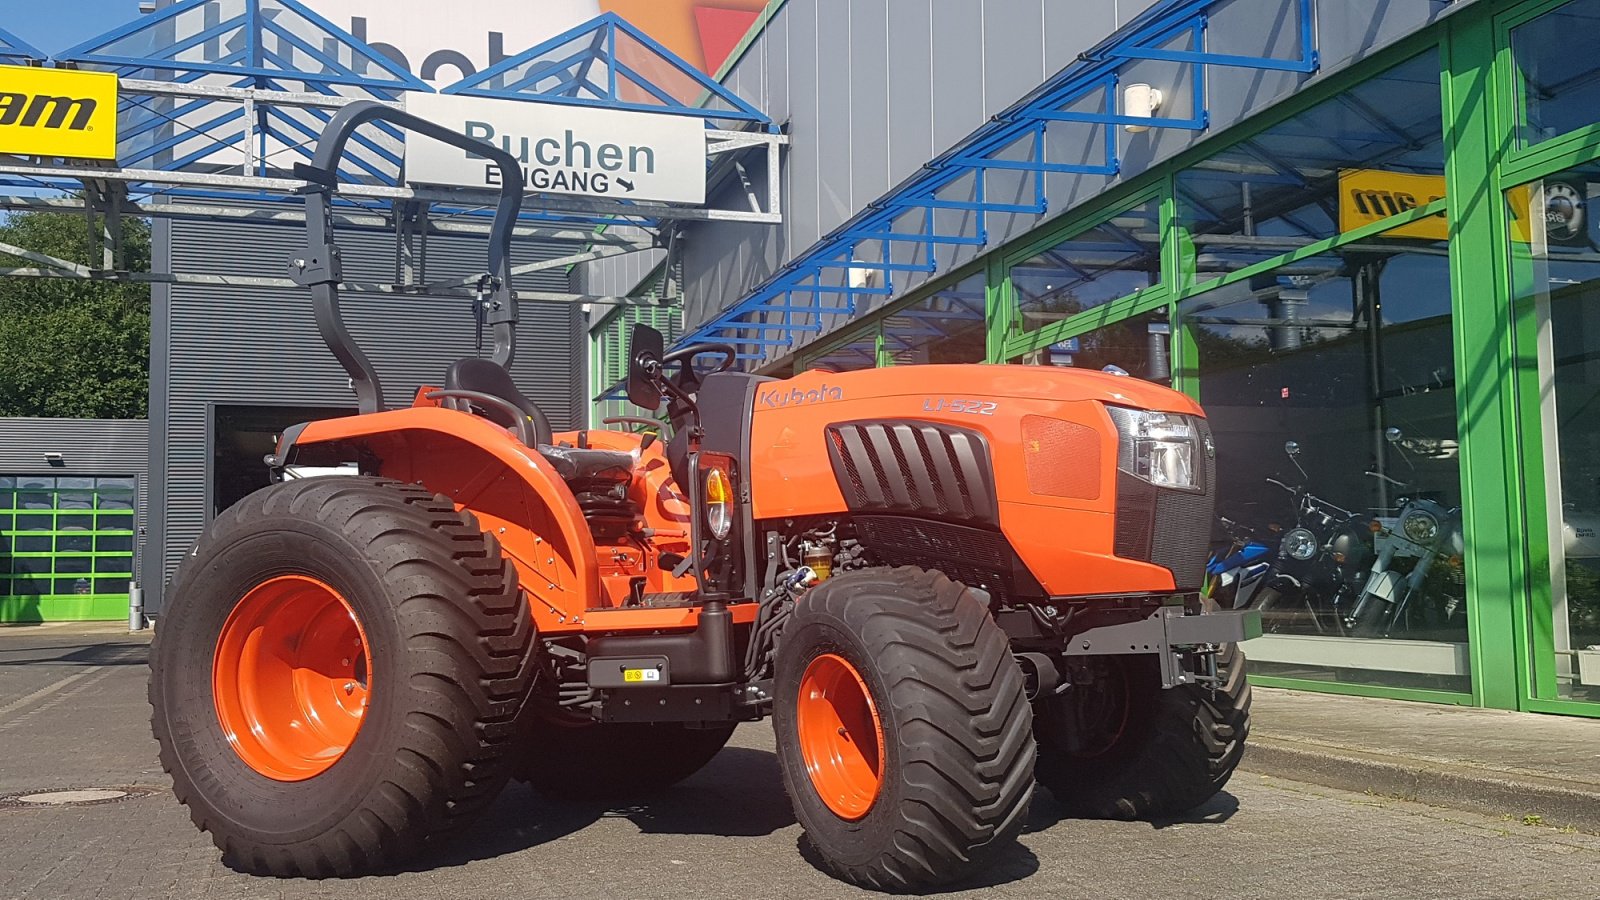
[393,746,795,874]
[0,644,152,667]
[1027,785,1241,831]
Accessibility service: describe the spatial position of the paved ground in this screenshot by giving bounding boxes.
[1248,684,1600,831]
[2,624,1598,900]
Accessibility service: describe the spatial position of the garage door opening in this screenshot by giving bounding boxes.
[212,406,356,517]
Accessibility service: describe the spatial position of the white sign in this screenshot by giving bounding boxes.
[406,93,707,204]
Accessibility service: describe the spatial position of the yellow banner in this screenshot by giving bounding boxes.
[1337,169,1447,241]
[0,65,118,161]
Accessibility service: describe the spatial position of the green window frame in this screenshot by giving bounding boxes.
[997,185,1173,362]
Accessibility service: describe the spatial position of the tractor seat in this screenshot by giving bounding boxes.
[444,358,554,447]
[540,444,634,485]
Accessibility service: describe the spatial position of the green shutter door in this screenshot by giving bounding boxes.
[0,475,136,623]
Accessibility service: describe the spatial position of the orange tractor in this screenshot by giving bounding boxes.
[150,102,1259,891]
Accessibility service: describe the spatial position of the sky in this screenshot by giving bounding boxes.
[1,0,146,57]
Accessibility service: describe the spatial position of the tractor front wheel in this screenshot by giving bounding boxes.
[150,476,535,877]
[1034,640,1249,820]
[772,568,1035,892]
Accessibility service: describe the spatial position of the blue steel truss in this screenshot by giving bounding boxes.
[0,26,45,64]
[3,4,766,235]
[443,12,771,129]
[677,0,1319,358]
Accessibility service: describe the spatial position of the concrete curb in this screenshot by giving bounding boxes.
[1241,734,1600,833]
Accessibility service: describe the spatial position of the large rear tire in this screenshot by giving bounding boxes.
[518,718,736,800]
[1034,640,1249,820]
[150,476,535,877]
[772,568,1034,892]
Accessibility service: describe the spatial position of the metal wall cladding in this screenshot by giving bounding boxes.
[583,0,1454,343]
[147,215,586,612]
[0,417,149,579]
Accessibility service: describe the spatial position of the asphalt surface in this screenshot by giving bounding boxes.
[2,624,1597,900]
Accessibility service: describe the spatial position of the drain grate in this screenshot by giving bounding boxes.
[1,786,154,808]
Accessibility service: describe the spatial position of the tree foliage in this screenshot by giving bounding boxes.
[0,211,151,419]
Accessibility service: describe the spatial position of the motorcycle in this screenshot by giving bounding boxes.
[1250,441,1376,635]
[1206,515,1275,610]
[1345,428,1466,639]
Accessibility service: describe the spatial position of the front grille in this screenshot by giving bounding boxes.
[826,421,997,526]
[852,516,1043,603]
[1113,417,1216,590]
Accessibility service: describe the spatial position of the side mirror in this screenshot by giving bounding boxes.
[1385,427,1403,444]
[1284,441,1301,457]
[627,324,665,412]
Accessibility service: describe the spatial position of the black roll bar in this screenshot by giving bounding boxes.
[289,100,526,414]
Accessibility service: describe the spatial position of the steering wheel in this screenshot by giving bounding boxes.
[659,343,737,394]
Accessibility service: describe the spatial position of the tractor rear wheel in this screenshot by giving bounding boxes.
[150,476,535,877]
[772,567,1034,892]
[518,718,736,800]
[1034,640,1249,820]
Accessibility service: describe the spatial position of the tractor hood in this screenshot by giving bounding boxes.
[753,364,1202,416]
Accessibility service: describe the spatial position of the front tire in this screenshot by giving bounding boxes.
[773,568,1034,892]
[150,476,535,877]
[1035,640,1249,820]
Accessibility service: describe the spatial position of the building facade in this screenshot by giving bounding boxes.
[585,0,1600,719]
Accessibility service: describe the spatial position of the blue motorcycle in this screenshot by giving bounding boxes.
[1206,516,1276,610]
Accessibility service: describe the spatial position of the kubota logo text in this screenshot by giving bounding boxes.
[759,385,844,408]
[0,66,119,161]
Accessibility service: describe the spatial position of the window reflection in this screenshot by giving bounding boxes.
[1513,0,1600,146]
[885,272,987,365]
[1011,200,1161,332]
[1183,225,1467,692]
[1017,310,1171,382]
[1180,51,1444,284]
[807,332,879,372]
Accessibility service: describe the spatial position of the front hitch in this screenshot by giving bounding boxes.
[1061,606,1262,689]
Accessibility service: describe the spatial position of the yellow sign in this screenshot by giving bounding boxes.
[1337,169,1448,241]
[0,65,118,161]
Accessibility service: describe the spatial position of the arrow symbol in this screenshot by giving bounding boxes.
[617,178,636,193]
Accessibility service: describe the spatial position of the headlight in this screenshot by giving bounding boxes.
[1281,527,1319,561]
[1107,408,1200,491]
[702,464,734,540]
[1402,511,1439,544]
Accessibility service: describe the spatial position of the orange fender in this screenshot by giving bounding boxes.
[288,407,597,634]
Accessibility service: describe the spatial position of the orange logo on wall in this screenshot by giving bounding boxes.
[601,0,767,92]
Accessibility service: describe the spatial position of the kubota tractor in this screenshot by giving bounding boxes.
[150,102,1260,892]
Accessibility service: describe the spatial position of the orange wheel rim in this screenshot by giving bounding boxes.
[212,575,372,781]
[796,653,884,820]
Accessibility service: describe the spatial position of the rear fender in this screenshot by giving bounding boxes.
[285,407,596,634]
